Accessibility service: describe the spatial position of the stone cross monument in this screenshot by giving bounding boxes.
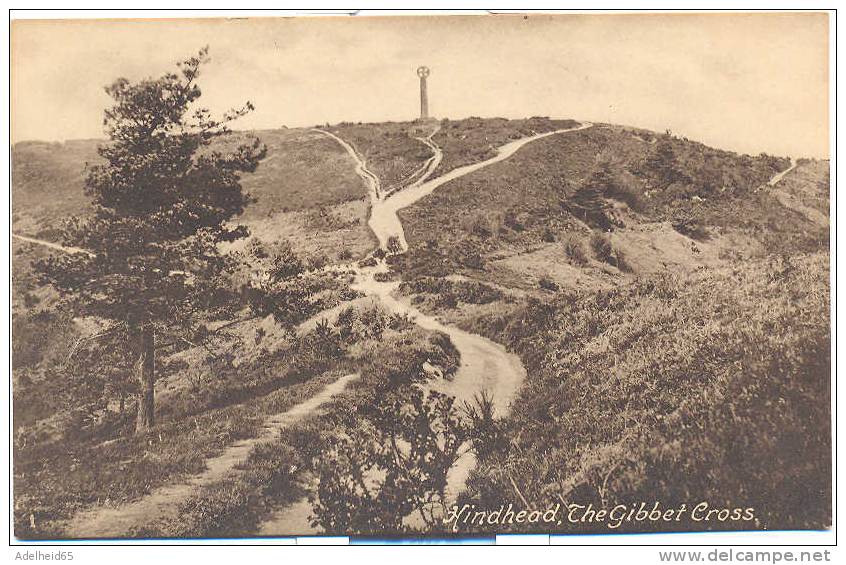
[417,66,430,120]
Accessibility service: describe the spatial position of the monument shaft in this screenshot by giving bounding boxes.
[417,66,430,120]
[420,75,428,119]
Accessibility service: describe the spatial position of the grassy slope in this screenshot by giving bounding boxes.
[11,129,375,263]
[459,252,830,533]
[11,140,102,236]
[389,118,830,532]
[12,117,832,536]
[325,121,435,192]
[396,123,820,291]
[11,130,364,223]
[768,159,830,227]
[400,123,605,255]
[433,116,581,175]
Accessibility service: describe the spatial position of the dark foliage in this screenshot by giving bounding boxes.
[33,47,267,432]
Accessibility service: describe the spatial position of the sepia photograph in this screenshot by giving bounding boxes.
[7,9,834,550]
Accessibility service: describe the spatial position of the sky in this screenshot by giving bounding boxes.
[11,13,830,158]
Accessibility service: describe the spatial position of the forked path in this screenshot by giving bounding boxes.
[369,122,592,251]
[65,373,360,539]
[256,121,592,536]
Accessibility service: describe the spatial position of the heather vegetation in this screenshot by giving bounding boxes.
[400,277,505,307]
[389,122,830,533]
[132,320,464,538]
[433,116,580,175]
[325,121,435,192]
[457,252,830,532]
[11,139,102,237]
[12,76,830,539]
[400,124,808,267]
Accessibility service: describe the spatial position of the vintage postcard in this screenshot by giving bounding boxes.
[8,9,834,552]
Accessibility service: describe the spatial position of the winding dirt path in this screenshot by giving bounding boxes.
[256,121,591,536]
[65,373,360,539]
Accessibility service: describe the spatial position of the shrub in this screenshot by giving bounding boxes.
[311,387,466,534]
[563,236,589,267]
[461,250,486,270]
[399,277,504,306]
[460,213,499,239]
[435,293,458,309]
[386,236,402,254]
[590,233,614,263]
[604,174,645,211]
[589,233,630,271]
[463,391,506,461]
[359,257,377,268]
[503,209,525,232]
[538,276,559,292]
[672,217,710,241]
[614,248,632,272]
[373,271,393,283]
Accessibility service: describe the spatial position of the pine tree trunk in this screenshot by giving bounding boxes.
[134,325,155,432]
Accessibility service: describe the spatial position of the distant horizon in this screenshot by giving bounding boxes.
[12,14,830,158]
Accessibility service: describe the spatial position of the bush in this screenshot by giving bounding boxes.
[604,174,645,212]
[672,217,710,241]
[590,233,629,271]
[399,277,504,306]
[590,232,613,263]
[435,293,458,309]
[538,276,559,292]
[463,391,506,461]
[563,236,588,267]
[311,387,466,534]
[614,249,632,272]
[503,209,525,232]
[461,250,486,270]
[386,236,402,254]
[466,214,493,238]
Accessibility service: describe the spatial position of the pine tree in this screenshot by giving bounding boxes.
[567,161,615,229]
[641,139,688,188]
[35,48,266,432]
